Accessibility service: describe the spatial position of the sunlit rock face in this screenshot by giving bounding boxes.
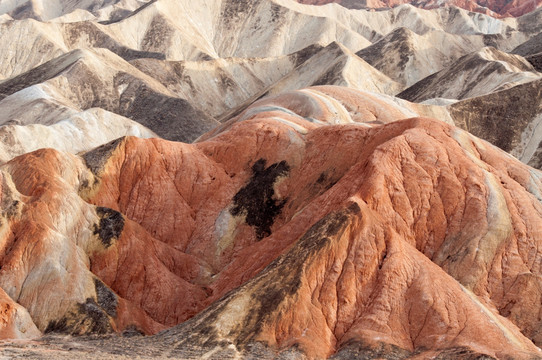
[296,0,542,18]
[0,0,540,169]
[0,87,542,359]
[0,0,542,358]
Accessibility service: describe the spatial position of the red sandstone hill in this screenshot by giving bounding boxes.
[1,86,542,358]
[296,0,542,17]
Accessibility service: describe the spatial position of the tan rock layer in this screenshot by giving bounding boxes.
[296,0,542,17]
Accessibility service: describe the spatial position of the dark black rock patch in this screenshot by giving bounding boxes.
[221,0,259,29]
[83,137,125,175]
[94,278,118,318]
[8,1,40,20]
[121,325,145,337]
[314,169,342,192]
[290,43,325,68]
[0,50,79,101]
[526,53,542,72]
[45,317,70,334]
[64,21,165,62]
[513,32,542,57]
[216,68,236,92]
[2,200,20,219]
[483,34,503,48]
[93,207,124,248]
[113,48,166,62]
[230,159,290,240]
[141,15,173,53]
[99,0,158,25]
[312,58,348,86]
[45,298,114,335]
[76,298,114,334]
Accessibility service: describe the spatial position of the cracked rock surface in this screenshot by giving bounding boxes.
[1,87,542,358]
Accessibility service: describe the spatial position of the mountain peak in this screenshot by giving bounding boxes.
[1,0,542,358]
[296,0,542,17]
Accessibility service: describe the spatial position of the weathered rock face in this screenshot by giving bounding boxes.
[398,46,541,102]
[513,32,542,57]
[1,86,542,359]
[0,287,40,339]
[2,0,542,357]
[356,27,490,87]
[0,108,157,164]
[0,48,217,143]
[526,52,542,72]
[448,78,542,168]
[0,0,152,22]
[0,0,539,172]
[296,0,542,17]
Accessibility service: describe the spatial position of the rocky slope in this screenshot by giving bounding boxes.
[448,78,542,168]
[356,27,493,87]
[1,87,542,359]
[0,0,152,21]
[0,108,156,163]
[398,46,541,101]
[131,42,403,120]
[1,0,536,164]
[296,0,542,17]
[0,47,217,143]
[513,31,542,72]
[527,53,542,72]
[0,0,542,358]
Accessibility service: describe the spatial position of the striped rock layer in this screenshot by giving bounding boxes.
[0,87,542,358]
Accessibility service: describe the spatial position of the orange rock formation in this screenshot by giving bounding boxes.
[1,86,542,358]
